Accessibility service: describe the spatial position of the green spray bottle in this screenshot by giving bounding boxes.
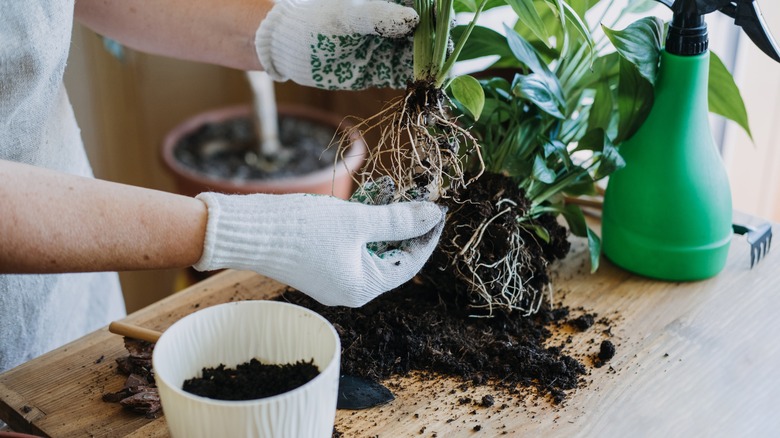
[602,0,780,281]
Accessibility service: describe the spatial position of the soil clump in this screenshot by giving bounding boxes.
[423,172,571,316]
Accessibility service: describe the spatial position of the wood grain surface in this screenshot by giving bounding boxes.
[2,220,779,437]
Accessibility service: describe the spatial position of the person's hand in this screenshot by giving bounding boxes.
[193,192,445,307]
[254,0,418,90]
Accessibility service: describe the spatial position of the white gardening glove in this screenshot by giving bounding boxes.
[255,0,418,90]
[193,192,445,307]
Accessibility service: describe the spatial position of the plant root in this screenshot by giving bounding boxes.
[423,173,570,317]
[456,202,547,317]
[337,81,482,202]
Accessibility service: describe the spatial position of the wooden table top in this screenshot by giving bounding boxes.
[1,215,779,437]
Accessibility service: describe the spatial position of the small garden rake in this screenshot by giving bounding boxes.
[732,223,773,268]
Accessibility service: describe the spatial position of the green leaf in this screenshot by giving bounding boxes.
[483,77,513,95]
[562,173,597,196]
[586,227,601,272]
[527,223,552,243]
[561,203,600,271]
[602,17,664,85]
[595,137,625,180]
[575,51,620,90]
[615,57,654,143]
[587,80,614,133]
[532,154,557,183]
[574,127,604,152]
[450,75,486,120]
[513,73,566,118]
[559,1,596,58]
[709,51,752,140]
[623,0,660,14]
[542,139,567,159]
[561,203,588,237]
[567,0,600,18]
[505,23,548,74]
[454,0,477,12]
[506,0,550,46]
[453,25,515,62]
[575,129,625,179]
[454,0,505,13]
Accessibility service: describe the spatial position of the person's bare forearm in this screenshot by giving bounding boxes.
[0,160,208,273]
[74,0,268,71]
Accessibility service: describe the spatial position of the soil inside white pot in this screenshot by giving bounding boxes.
[173,115,338,181]
[182,358,320,401]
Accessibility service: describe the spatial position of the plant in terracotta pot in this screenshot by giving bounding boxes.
[162,71,366,199]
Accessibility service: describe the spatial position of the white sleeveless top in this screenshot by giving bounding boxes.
[0,2,126,372]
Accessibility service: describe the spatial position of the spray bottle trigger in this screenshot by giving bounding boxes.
[720,1,780,63]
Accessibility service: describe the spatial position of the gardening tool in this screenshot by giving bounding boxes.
[732,222,773,268]
[336,374,394,410]
[601,0,780,280]
[108,321,394,410]
[566,196,774,269]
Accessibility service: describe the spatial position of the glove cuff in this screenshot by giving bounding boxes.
[255,0,311,84]
[193,192,301,273]
[194,192,248,272]
[254,3,284,82]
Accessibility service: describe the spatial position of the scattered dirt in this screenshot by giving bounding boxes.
[279,170,614,406]
[173,115,337,181]
[182,358,319,401]
[279,277,609,406]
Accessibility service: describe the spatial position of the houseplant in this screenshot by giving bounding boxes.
[345,0,751,316]
[434,0,751,315]
[288,0,754,404]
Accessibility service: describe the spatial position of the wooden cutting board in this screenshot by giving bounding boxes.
[2,219,779,437]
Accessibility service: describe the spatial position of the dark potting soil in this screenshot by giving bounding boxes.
[275,172,605,406]
[173,116,338,181]
[279,282,603,405]
[182,358,320,401]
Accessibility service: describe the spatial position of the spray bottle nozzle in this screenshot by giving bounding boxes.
[655,0,780,62]
[667,10,709,55]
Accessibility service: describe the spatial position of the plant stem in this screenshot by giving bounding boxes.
[436,0,490,88]
[413,0,489,86]
[432,0,453,79]
[413,0,435,80]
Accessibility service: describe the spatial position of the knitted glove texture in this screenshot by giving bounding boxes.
[255,0,418,90]
[194,192,445,307]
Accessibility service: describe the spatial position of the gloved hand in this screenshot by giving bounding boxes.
[254,0,418,90]
[193,192,445,307]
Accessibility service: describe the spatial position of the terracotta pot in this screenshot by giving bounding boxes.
[161,104,366,199]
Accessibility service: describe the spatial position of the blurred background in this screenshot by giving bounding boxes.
[63,1,780,313]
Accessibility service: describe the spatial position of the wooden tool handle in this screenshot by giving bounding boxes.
[108,321,162,343]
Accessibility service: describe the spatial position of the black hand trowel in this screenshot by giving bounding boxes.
[337,374,394,410]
